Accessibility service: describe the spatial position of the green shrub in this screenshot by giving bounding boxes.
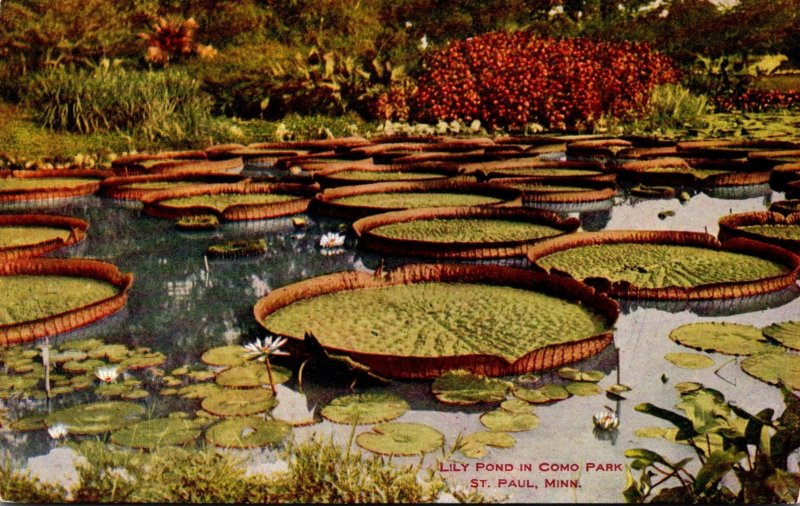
[634,84,711,132]
[24,61,214,144]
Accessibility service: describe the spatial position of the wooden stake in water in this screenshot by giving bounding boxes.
[41,336,51,407]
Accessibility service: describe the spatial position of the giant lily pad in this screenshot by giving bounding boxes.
[214,363,291,388]
[368,218,566,244]
[664,352,715,369]
[330,193,504,210]
[431,370,512,405]
[159,193,297,212]
[201,345,248,367]
[356,422,445,456]
[256,265,617,378]
[201,388,276,417]
[762,321,800,351]
[741,352,800,389]
[459,431,517,459]
[205,417,291,449]
[44,401,145,434]
[480,410,539,432]
[110,418,202,449]
[669,322,778,356]
[321,392,409,425]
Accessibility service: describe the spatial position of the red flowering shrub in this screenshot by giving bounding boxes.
[412,32,679,131]
[372,81,417,122]
[713,88,800,113]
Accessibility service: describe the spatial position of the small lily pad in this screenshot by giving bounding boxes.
[95,383,132,397]
[664,352,715,369]
[459,431,517,459]
[741,352,800,389]
[61,359,105,374]
[10,414,47,432]
[762,321,800,351]
[675,381,703,393]
[480,410,539,432]
[500,399,535,414]
[171,366,190,376]
[201,346,248,367]
[321,392,409,425]
[159,388,178,396]
[119,352,166,370]
[214,363,291,388]
[45,401,145,434]
[356,422,445,456]
[431,370,512,405]
[669,322,778,356]
[201,389,276,417]
[557,367,605,382]
[110,418,201,449]
[69,375,94,390]
[606,384,632,399]
[51,350,88,364]
[87,344,130,362]
[121,389,149,400]
[178,383,223,399]
[187,370,216,382]
[565,382,602,396]
[59,339,103,352]
[513,384,570,404]
[205,417,292,448]
[161,376,183,388]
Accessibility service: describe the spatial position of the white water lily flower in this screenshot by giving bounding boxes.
[319,232,345,249]
[419,34,428,51]
[47,423,69,440]
[242,336,290,361]
[95,366,120,384]
[593,410,619,430]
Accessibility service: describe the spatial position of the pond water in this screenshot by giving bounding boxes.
[0,175,797,503]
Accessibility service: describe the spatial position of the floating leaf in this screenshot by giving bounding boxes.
[161,376,183,388]
[59,339,104,352]
[187,370,216,382]
[500,399,535,414]
[205,417,291,449]
[606,383,632,399]
[565,382,601,396]
[87,344,130,362]
[459,431,517,459]
[121,389,149,400]
[95,383,132,397]
[61,359,105,375]
[10,414,47,432]
[480,410,539,432]
[214,363,291,388]
[171,366,190,376]
[110,418,201,449]
[45,401,145,434]
[321,392,409,425]
[741,352,800,390]
[669,322,778,356]
[51,350,88,365]
[664,352,715,369]
[431,370,512,405]
[356,422,445,456]
[558,367,605,382]
[119,352,166,370]
[201,346,248,367]
[762,321,800,351]
[634,427,724,455]
[513,384,570,404]
[675,382,703,394]
[178,383,223,399]
[201,389,276,417]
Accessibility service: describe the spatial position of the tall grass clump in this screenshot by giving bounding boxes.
[24,61,214,144]
[615,83,710,134]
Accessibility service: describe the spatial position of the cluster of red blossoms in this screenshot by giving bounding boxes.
[412,32,679,131]
[713,88,800,113]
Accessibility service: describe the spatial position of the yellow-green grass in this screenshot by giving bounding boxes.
[0,275,119,325]
[160,193,298,212]
[0,226,71,247]
[331,192,504,209]
[536,244,788,288]
[371,218,564,243]
[261,282,609,362]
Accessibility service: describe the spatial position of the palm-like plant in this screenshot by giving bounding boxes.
[137,17,199,66]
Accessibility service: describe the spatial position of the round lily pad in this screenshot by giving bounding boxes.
[557,367,605,382]
[480,410,539,432]
[741,352,800,389]
[59,339,104,352]
[119,352,166,370]
[664,352,715,369]
[565,382,602,396]
[762,321,800,351]
[95,383,132,397]
[513,384,570,404]
[10,413,47,432]
[201,389,276,417]
[669,322,778,356]
[459,431,517,459]
[110,418,202,449]
[606,384,632,398]
[321,392,409,425]
[121,390,149,400]
[214,363,291,388]
[51,350,88,364]
[88,344,130,362]
[178,383,224,399]
[161,376,183,388]
[201,346,248,367]
[675,382,703,393]
[205,417,291,449]
[44,401,146,434]
[431,370,512,405]
[500,399,535,414]
[62,359,106,374]
[171,366,190,376]
[187,370,216,382]
[356,422,445,456]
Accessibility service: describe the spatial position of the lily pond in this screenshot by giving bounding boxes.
[3,137,800,503]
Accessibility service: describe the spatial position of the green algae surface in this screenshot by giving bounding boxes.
[261,282,609,362]
[161,193,297,212]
